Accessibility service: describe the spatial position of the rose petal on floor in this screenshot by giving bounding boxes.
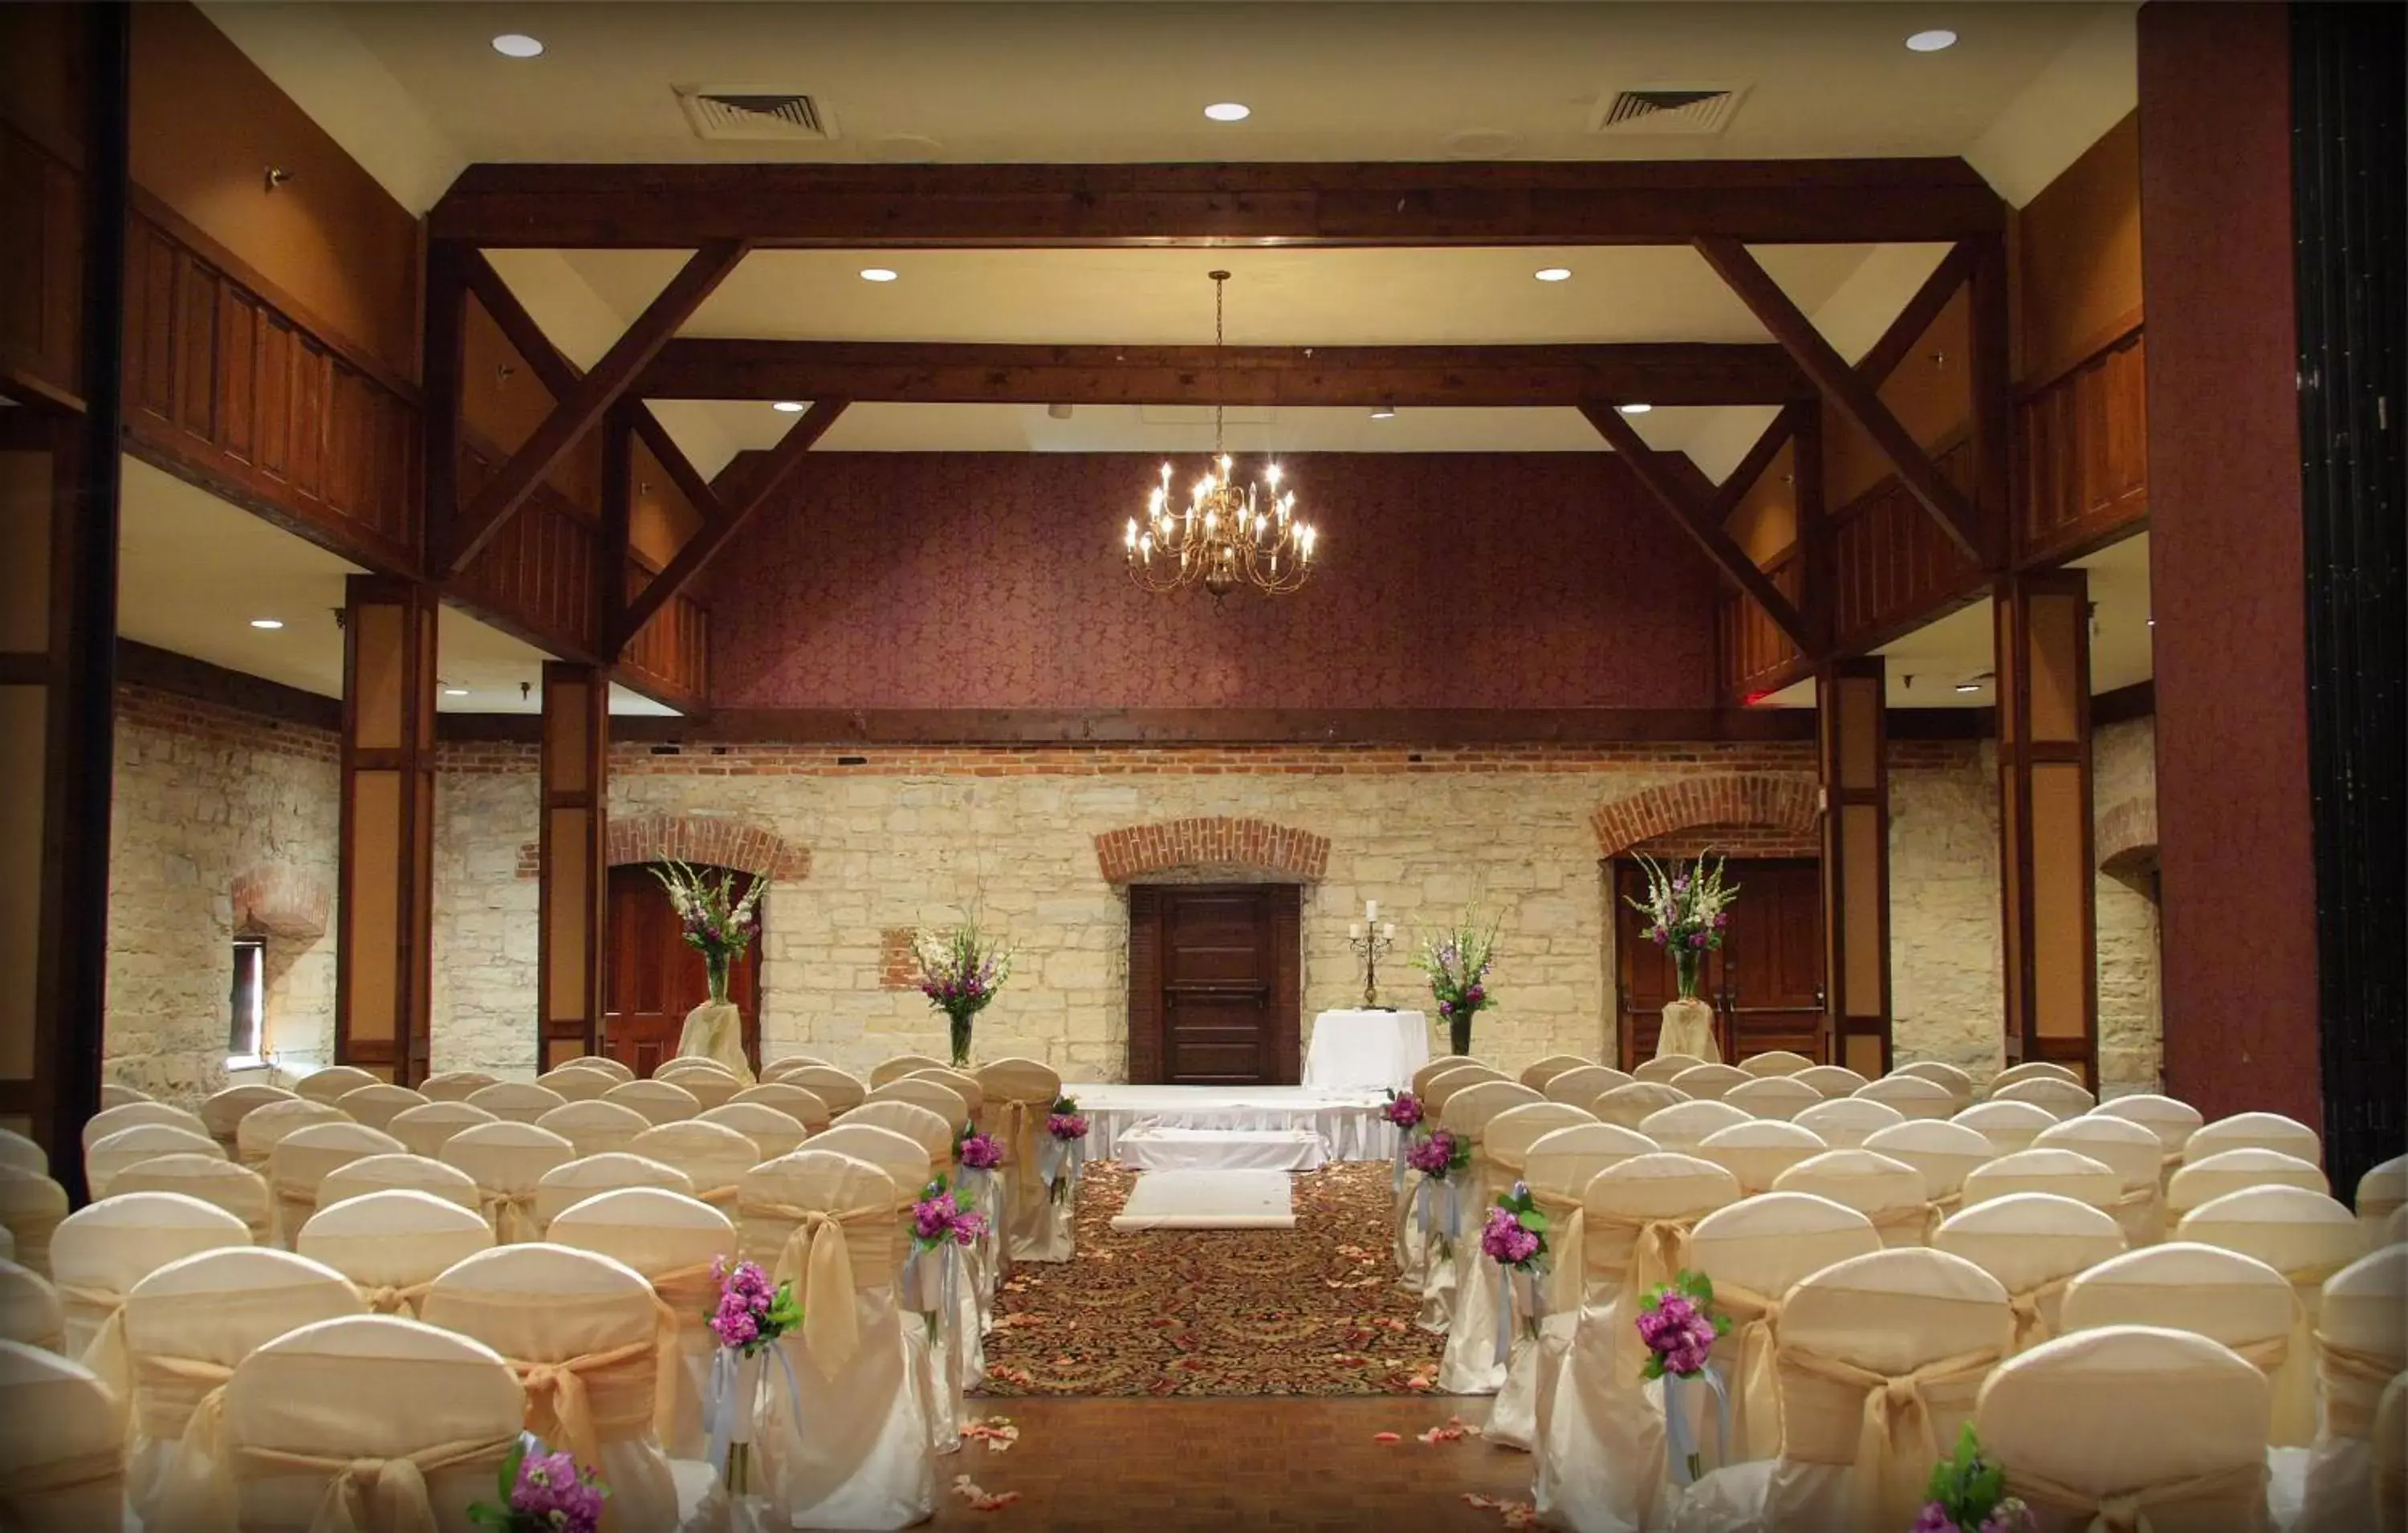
[1372,1431,1401,1444]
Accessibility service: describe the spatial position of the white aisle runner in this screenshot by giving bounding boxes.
[1108,1169,1297,1231]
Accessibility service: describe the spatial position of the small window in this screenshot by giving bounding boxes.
[229,936,266,1060]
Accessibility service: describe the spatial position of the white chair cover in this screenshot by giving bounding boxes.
[559,1056,635,1084]
[1933,1192,2126,1353]
[535,1067,622,1104]
[50,1191,250,1358]
[1991,1060,2085,1092]
[1861,1119,1996,1224]
[295,1189,494,1317]
[1722,1076,1821,1123]
[1851,1074,1955,1121]
[1697,1121,1828,1196]
[863,1079,970,1135]
[387,1100,501,1160]
[2356,1155,2406,1241]
[903,1068,983,1125]
[1413,1056,1495,1096]
[110,1155,277,1246]
[2059,1242,2296,1385]
[1545,1065,1633,1108]
[415,1069,501,1103]
[1953,1098,2062,1156]
[1790,1097,1906,1149]
[1640,1100,1752,1157]
[421,1243,687,1533]
[868,1055,949,1090]
[107,1246,364,1530]
[0,1128,46,1175]
[439,1121,576,1243]
[2373,1372,2407,1533]
[538,1100,655,1159]
[974,1058,1067,1266]
[836,1102,954,1169]
[1738,1051,1814,1079]
[2178,1184,2369,1447]
[654,1063,743,1113]
[731,1084,831,1134]
[2037,1115,2169,1245]
[83,1101,210,1156]
[535,1154,697,1230]
[628,1122,762,1210]
[268,1121,407,1247]
[779,1067,868,1118]
[334,1084,428,1134]
[698,1104,808,1161]
[315,1153,483,1214]
[232,1099,348,1174]
[207,1313,525,1533]
[100,1084,152,1109]
[1479,1105,1601,1450]
[0,1259,63,1352]
[2091,1092,2207,1161]
[1634,1055,1706,1087]
[293,1066,383,1107]
[1991,1076,2097,1119]
[1435,1080,1545,1393]
[86,1123,223,1196]
[1671,1247,2012,1533]
[2278,1243,2406,1533]
[1890,1060,1979,1114]
[2163,1148,2335,1225]
[1538,1153,1739,1533]
[1979,1325,2273,1533]
[1670,1064,1751,1104]
[0,1168,71,1277]
[1960,1147,2123,1214]
[1687,1193,1882,1463]
[1792,1066,1870,1102]
[1594,1080,1690,1129]
[740,1151,937,1529]
[0,1339,124,1532]
[466,1081,570,1127]
[547,1188,735,1462]
[2186,1112,2322,1169]
[1771,1149,1933,1248]
[760,1053,832,1080]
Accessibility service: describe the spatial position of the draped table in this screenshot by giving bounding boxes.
[1301,1008,1430,1093]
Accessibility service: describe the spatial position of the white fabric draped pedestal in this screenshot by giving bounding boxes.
[676,1000,755,1084]
[1301,1010,1430,1092]
[1657,999,1720,1063]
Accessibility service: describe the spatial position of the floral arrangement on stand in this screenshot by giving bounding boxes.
[1405,1128,1475,1255]
[908,1176,990,1338]
[704,1257,803,1494]
[1482,1182,1549,1345]
[469,1434,608,1533]
[1625,853,1740,1002]
[1044,1097,1090,1206]
[1414,911,1501,1056]
[1914,1425,2034,1533]
[1634,1270,1733,1486]
[913,918,1015,1068]
[651,861,765,1008]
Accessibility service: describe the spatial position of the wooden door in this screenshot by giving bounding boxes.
[1127,884,1301,1085]
[1614,859,1823,1069]
[604,864,763,1078]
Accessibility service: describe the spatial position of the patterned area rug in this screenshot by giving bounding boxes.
[978,1161,1447,1397]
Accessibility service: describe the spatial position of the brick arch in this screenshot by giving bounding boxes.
[2097,795,2158,887]
[1590,774,1820,859]
[607,815,811,881]
[1095,817,1330,884]
[230,863,332,941]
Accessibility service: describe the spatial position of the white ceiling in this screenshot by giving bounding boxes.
[117,457,676,715]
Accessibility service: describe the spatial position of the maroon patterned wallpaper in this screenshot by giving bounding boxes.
[709,453,1719,710]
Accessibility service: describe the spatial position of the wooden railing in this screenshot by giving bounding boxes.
[1719,551,1804,698]
[0,123,82,406]
[454,438,603,657]
[2015,325,2148,563]
[618,555,710,706]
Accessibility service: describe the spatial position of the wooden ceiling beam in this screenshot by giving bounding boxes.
[445,239,750,577]
[636,339,1812,409]
[1578,401,1812,653]
[613,398,848,654]
[1702,408,1801,528]
[1694,234,1987,563]
[430,158,2005,249]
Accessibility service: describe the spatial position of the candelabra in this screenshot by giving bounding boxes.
[1346,901,1398,1009]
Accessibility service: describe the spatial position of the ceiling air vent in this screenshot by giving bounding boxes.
[675,87,839,142]
[1589,85,1747,136]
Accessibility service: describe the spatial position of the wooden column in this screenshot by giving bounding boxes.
[537,662,609,1070]
[1995,568,2098,1084]
[336,575,438,1085]
[1817,657,1892,1076]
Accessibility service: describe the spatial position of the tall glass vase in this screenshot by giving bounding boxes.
[1449,1006,1474,1058]
[706,951,733,1006]
[949,1012,974,1069]
[1674,948,1703,1002]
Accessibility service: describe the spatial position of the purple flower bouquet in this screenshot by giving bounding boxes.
[705,1256,803,1494]
[1381,1089,1424,1132]
[913,919,1015,1067]
[1482,1183,1550,1343]
[1917,1424,2035,1532]
[1045,1096,1090,1206]
[955,1128,1003,1171]
[468,1434,607,1533]
[1635,1270,1733,1486]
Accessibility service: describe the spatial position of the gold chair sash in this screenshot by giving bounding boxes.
[356,1282,435,1318]
[474,1186,541,1244]
[0,1445,124,1510]
[235,1431,522,1533]
[756,1201,893,1377]
[1778,1341,2002,1532]
[1529,1192,1584,1317]
[1708,1279,1784,1461]
[132,1350,236,1444]
[993,1099,1047,1228]
[2006,1275,2078,1354]
[2002,1459,2269,1533]
[2317,1335,2398,1442]
[1584,1211,1704,1383]
[504,1315,669,1486]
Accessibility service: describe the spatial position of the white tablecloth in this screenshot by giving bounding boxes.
[1302,1008,1430,1092]
[1119,1127,1328,1173]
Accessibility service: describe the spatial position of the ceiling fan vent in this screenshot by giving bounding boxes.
[1589,85,1748,136]
[675,87,839,141]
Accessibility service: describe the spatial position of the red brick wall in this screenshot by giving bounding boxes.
[116,682,338,763]
[707,453,1721,711]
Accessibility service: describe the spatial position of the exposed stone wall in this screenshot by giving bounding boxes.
[105,685,340,1104]
[2093,717,2162,1094]
[1890,740,2007,1078]
[431,768,541,1076]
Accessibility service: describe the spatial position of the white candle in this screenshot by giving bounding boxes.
[1381,921,1395,940]
[1365,899,1378,922]
[1348,922,1364,940]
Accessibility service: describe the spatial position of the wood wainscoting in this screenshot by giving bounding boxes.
[1126,884,1303,1086]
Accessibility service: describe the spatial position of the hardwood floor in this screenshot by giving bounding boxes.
[935,1397,1531,1531]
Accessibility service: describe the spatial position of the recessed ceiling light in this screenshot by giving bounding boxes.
[1617,402,1653,416]
[858,267,899,283]
[771,401,806,413]
[443,687,470,697]
[1203,102,1251,123]
[248,618,284,630]
[1535,266,1572,283]
[490,33,544,59]
[1369,404,1397,421]
[1954,681,1982,693]
[1905,28,1959,52]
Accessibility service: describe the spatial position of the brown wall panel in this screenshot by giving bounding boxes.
[2018,112,2144,388]
[0,124,83,404]
[1824,287,1973,510]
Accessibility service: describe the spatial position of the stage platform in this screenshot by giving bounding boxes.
[1063,1083,1397,1165]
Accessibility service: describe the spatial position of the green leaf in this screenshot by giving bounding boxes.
[498,1435,527,1503]
[1523,1208,1550,1234]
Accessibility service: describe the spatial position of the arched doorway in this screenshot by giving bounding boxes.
[604,863,764,1077]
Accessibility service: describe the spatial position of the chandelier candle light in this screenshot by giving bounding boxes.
[1347,900,1397,1007]
[1123,271,1320,599]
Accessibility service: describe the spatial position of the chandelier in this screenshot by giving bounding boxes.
[1123,270,1319,598]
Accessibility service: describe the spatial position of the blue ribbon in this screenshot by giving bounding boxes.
[704,1341,809,1482]
[1661,1363,1733,1487]
[1492,1262,1548,1367]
